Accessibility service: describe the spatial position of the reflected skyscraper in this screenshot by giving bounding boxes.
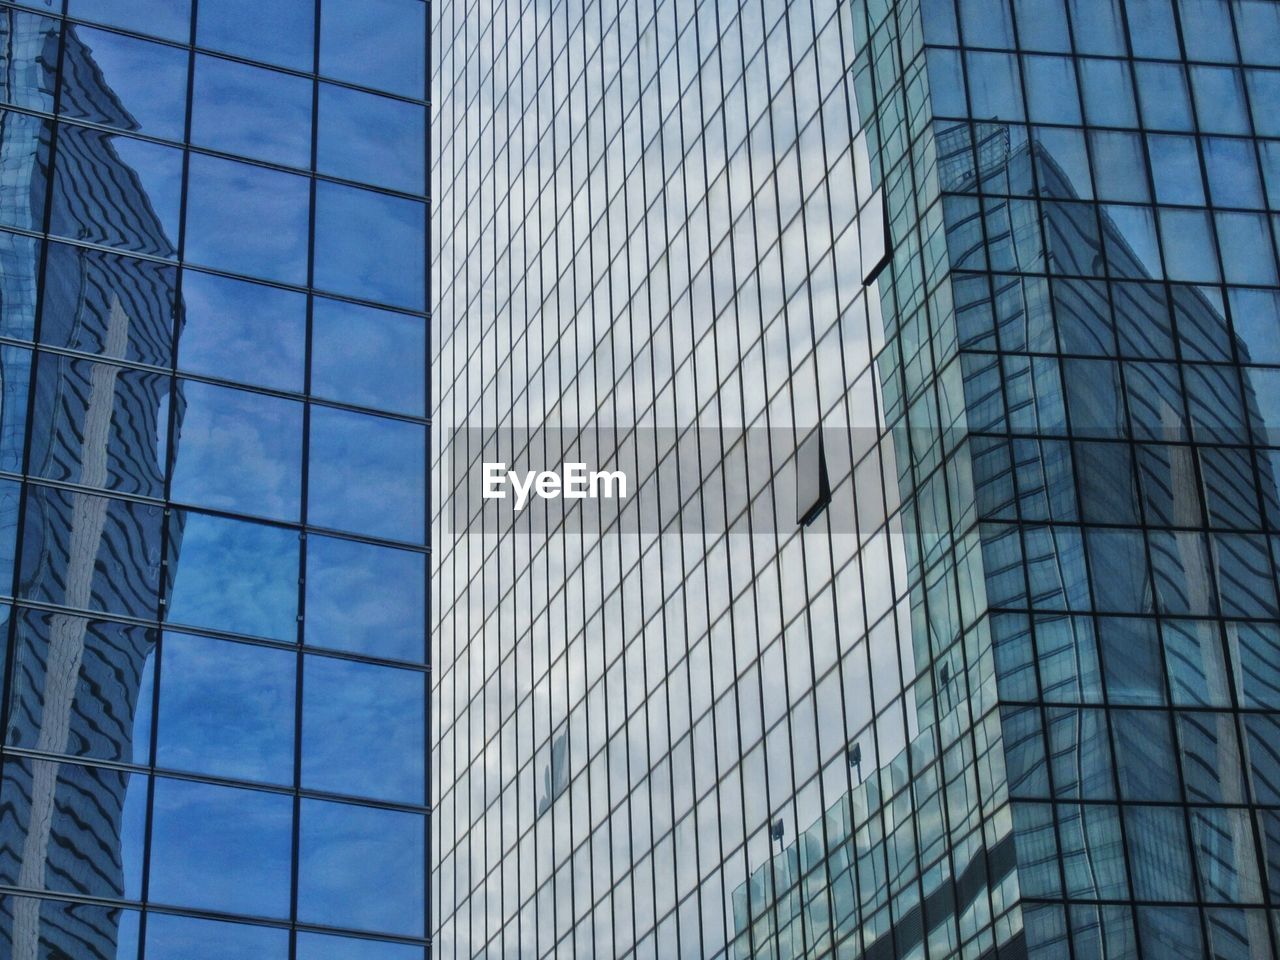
[434,1,1280,958]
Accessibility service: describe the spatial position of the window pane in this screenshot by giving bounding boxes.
[0,10,58,112]
[157,632,294,784]
[307,406,425,542]
[305,534,424,661]
[184,154,309,284]
[0,896,139,960]
[145,914,289,960]
[62,27,188,141]
[298,798,425,935]
[311,297,425,415]
[40,241,178,365]
[297,932,424,960]
[191,54,312,168]
[169,380,303,521]
[318,83,424,193]
[319,0,425,98]
[66,0,191,43]
[164,510,299,640]
[178,270,306,392]
[302,654,424,803]
[29,353,166,496]
[0,755,146,899]
[19,485,161,620]
[314,181,425,308]
[6,608,154,764]
[148,778,292,917]
[50,129,182,258]
[196,0,314,71]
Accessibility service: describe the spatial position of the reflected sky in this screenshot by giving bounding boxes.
[178,269,307,392]
[165,511,299,640]
[298,798,425,936]
[312,297,426,415]
[195,0,313,72]
[157,631,294,784]
[319,0,425,99]
[314,181,425,309]
[148,777,292,918]
[192,54,313,169]
[145,913,289,960]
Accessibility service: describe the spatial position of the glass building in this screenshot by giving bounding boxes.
[0,1,429,958]
[434,2,1280,960]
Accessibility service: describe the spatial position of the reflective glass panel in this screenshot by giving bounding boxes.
[318,83,425,193]
[66,0,190,43]
[311,297,425,415]
[183,154,309,284]
[157,631,294,784]
[305,534,424,661]
[148,777,292,917]
[165,510,299,640]
[50,128,183,258]
[169,379,303,521]
[191,54,312,169]
[5,608,155,764]
[61,27,188,141]
[318,0,425,98]
[0,756,146,899]
[307,406,425,542]
[178,269,306,392]
[298,798,425,935]
[314,181,425,309]
[302,654,424,802]
[145,914,289,960]
[196,0,313,71]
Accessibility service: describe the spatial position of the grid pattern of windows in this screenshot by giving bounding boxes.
[929,0,1280,957]
[432,0,1018,956]
[0,2,429,957]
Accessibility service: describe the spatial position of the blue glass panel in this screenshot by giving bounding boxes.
[319,0,425,98]
[5,608,155,764]
[0,897,140,960]
[0,9,59,112]
[18,485,161,619]
[305,534,424,661]
[307,406,425,542]
[314,182,425,308]
[184,154,310,284]
[148,778,292,917]
[191,54,312,168]
[28,352,165,496]
[67,0,191,43]
[0,111,49,235]
[318,83,424,193]
[0,229,41,341]
[157,632,294,783]
[311,297,425,415]
[298,799,425,935]
[169,380,303,521]
[50,129,182,258]
[40,241,178,364]
[165,510,299,640]
[196,0,314,71]
[178,270,307,392]
[0,756,147,899]
[297,932,424,960]
[61,27,188,141]
[146,914,289,960]
[302,654,424,802]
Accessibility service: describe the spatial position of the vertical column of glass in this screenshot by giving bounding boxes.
[0,0,430,956]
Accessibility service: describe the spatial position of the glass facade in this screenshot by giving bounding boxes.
[434,2,1280,960]
[0,2,429,958]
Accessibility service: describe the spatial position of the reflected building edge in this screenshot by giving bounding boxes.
[0,13,178,959]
